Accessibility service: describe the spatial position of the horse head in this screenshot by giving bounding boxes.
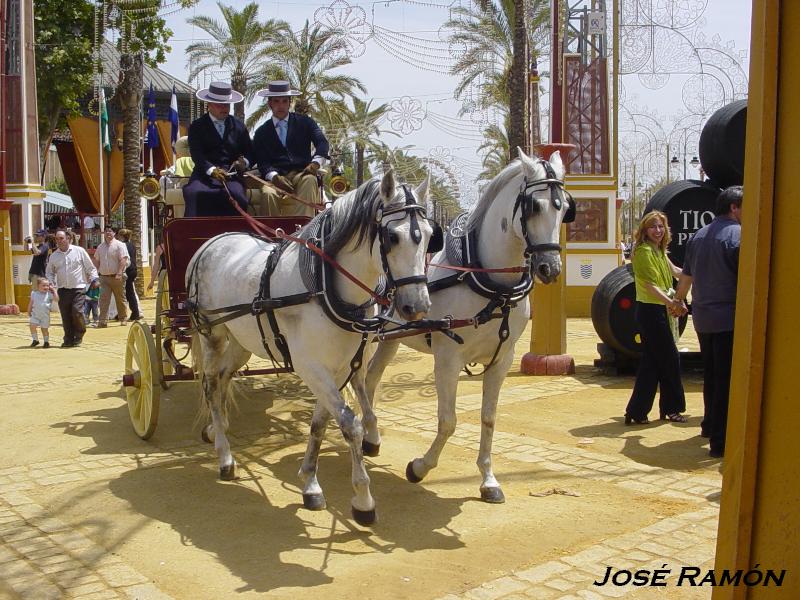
[375,169,432,320]
[515,148,575,284]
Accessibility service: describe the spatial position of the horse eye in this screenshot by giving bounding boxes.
[388,232,399,245]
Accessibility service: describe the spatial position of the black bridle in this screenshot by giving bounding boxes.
[376,185,432,293]
[512,159,576,258]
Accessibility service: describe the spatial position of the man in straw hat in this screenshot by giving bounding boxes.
[252,81,330,217]
[183,81,254,217]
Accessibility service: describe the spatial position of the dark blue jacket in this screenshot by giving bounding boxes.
[253,113,330,176]
[187,113,254,180]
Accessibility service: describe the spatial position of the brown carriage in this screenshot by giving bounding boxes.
[121,182,310,439]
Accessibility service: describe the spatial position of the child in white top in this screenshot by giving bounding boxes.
[29,277,58,348]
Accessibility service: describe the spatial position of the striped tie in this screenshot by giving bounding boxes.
[215,120,224,138]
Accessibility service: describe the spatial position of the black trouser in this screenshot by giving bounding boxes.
[182,176,248,217]
[626,302,686,420]
[698,331,734,453]
[125,270,140,318]
[57,288,86,345]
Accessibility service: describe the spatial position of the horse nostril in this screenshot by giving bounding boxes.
[538,263,551,278]
[402,304,414,315]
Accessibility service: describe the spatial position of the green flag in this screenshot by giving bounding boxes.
[100,87,111,152]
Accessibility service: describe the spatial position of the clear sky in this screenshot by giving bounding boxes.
[148,0,753,205]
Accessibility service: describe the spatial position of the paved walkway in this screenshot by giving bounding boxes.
[0,304,721,599]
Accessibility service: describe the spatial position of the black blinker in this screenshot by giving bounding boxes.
[427,219,444,253]
[563,194,576,223]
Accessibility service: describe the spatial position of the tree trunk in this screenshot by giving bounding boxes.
[355,142,365,187]
[39,106,61,184]
[508,0,529,160]
[231,72,246,121]
[294,98,311,115]
[118,51,145,297]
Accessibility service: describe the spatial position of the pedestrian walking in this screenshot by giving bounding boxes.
[117,229,141,321]
[46,229,98,347]
[28,277,58,348]
[84,279,100,325]
[624,210,688,425]
[674,185,743,458]
[93,227,130,327]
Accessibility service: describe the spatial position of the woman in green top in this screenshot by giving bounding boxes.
[624,211,688,424]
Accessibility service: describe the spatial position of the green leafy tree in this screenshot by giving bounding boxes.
[248,20,366,126]
[44,177,70,195]
[33,0,94,180]
[186,3,289,121]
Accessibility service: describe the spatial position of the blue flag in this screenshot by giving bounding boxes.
[169,84,179,152]
[146,83,159,149]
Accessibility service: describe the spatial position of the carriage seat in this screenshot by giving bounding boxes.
[160,175,266,218]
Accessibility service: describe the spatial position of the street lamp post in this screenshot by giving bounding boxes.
[621,164,645,241]
[670,128,701,179]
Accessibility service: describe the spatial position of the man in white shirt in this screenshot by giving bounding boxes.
[92,227,130,327]
[46,229,98,347]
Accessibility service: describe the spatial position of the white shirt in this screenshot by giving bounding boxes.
[265,115,327,181]
[94,239,129,276]
[46,245,98,289]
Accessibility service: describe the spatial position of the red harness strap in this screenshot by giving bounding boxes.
[221,180,391,307]
[428,262,528,274]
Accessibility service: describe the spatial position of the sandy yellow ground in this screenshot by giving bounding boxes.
[0,299,721,599]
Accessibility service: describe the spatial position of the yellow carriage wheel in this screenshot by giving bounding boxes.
[124,321,160,440]
[154,268,174,388]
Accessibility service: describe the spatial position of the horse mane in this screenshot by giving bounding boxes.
[309,177,405,257]
[466,157,546,232]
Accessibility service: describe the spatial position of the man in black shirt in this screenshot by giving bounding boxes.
[26,230,49,283]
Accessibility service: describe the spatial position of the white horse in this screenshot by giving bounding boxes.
[360,149,574,504]
[186,170,433,526]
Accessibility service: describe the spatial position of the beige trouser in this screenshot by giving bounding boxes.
[255,171,319,218]
[99,274,128,324]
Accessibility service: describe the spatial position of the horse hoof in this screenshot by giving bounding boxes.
[219,463,236,481]
[201,427,213,444]
[352,506,377,526]
[405,461,423,483]
[362,440,381,457]
[302,493,327,511]
[480,486,505,504]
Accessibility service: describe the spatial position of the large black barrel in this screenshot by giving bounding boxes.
[592,264,688,358]
[643,179,720,267]
[592,264,640,357]
[699,100,747,189]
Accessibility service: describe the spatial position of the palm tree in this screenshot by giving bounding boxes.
[445,0,549,158]
[478,120,511,181]
[248,20,366,126]
[186,3,289,120]
[508,0,528,157]
[347,98,398,186]
[446,0,549,112]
